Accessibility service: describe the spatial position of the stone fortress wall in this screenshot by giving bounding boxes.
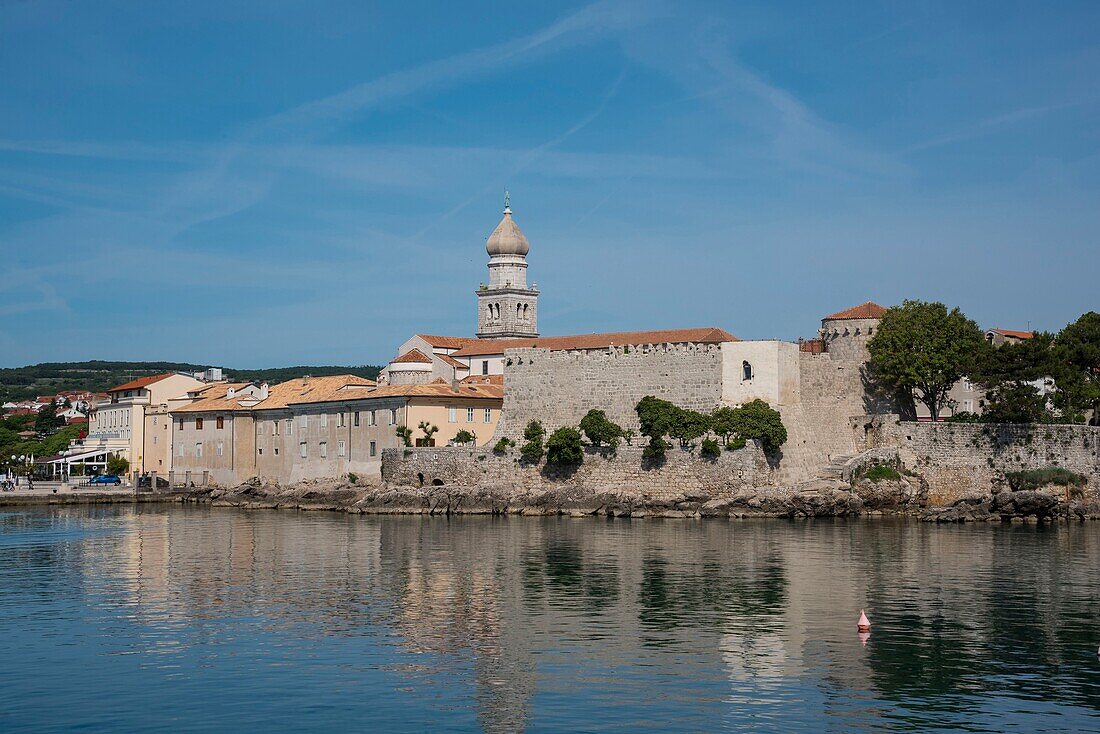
[495,343,725,440]
[382,442,776,503]
[861,417,1100,505]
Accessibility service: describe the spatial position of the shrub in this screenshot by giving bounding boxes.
[347,472,359,485]
[106,453,129,477]
[945,411,982,424]
[546,427,584,466]
[1006,467,1087,492]
[417,421,439,447]
[700,438,721,459]
[520,420,546,463]
[863,464,901,482]
[579,409,625,449]
[454,429,476,445]
[493,437,514,455]
[725,437,747,451]
[669,408,710,449]
[642,436,669,462]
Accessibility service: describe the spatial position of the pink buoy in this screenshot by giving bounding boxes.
[857,609,871,633]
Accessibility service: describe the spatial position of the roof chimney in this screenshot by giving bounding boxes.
[258,382,269,400]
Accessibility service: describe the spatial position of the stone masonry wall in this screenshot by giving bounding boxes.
[496,343,724,439]
[382,441,775,501]
[864,417,1100,505]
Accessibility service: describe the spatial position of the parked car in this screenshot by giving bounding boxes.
[88,474,122,486]
[137,475,169,489]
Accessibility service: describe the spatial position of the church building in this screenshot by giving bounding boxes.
[378,196,735,385]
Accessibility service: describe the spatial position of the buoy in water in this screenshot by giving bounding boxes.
[857,609,871,633]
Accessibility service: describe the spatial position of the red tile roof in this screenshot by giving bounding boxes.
[438,353,469,370]
[462,374,503,385]
[416,334,478,350]
[390,348,432,364]
[823,302,888,321]
[988,328,1034,340]
[109,373,176,392]
[451,327,737,357]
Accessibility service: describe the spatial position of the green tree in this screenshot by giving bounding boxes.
[1053,312,1100,424]
[106,453,129,476]
[34,406,64,435]
[416,421,439,447]
[493,437,514,455]
[453,429,476,445]
[520,420,546,463]
[636,396,678,461]
[730,399,787,455]
[579,409,625,449]
[395,424,413,447]
[973,332,1058,423]
[546,426,584,465]
[668,408,710,449]
[868,300,986,421]
[710,407,739,446]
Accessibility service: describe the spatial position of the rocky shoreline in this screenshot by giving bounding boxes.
[180,473,1099,522]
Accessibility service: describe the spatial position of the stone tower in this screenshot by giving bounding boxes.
[477,194,539,339]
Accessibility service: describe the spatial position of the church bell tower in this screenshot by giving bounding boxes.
[477,193,539,339]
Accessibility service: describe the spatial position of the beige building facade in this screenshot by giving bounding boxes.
[84,372,207,476]
[170,375,502,486]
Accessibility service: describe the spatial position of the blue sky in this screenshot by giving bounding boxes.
[1,1,1097,368]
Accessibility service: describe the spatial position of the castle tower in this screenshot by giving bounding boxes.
[477,193,539,339]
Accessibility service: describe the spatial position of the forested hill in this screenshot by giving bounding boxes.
[0,361,382,402]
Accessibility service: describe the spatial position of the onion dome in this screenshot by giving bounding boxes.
[486,192,529,257]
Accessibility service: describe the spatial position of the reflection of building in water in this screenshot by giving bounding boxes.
[74,509,1100,728]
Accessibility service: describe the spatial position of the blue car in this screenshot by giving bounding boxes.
[88,474,122,486]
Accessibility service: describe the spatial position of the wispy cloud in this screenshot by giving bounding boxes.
[904,100,1086,153]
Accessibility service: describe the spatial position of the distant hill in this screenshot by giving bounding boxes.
[0,361,382,403]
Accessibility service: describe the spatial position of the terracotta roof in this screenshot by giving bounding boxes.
[290,380,503,405]
[172,382,256,413]
[391,348,432,365]
[416,334,478,350]
[173,375,375,413]
[988,328,1034,340]
[109,373,177,392]
[260,375,375,410]
[822,302,888,321]
[451,327,737,357]
[462,374,503,385]
[438,353,469,370]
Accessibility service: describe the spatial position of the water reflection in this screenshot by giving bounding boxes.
[0,508,1098,732]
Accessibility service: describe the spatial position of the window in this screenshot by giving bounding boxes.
[216,441,224,456]
[258,448,263,455]
[338,440,346,457]
[299,441,307,458]
[742,361,753,382]
[448,407,457,423]
[338,412,345,428]
[321,413,328,428]
[274,448,279,456]
[286,419,293,435]
[299,415,308,430]
[368,410,376,426]
[482,360,489,375]
[319,441,328,459]
[389,409,397,425]
[484,408,492,423]
[272,420,279,436]
[196,418,204,430]
[153,435,157,445]
[216,416,224,429]
[195,443,203,458]
[467,407,475,423]
[354,411,360,427]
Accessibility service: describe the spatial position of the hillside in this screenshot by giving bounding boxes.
[0,361,382,403]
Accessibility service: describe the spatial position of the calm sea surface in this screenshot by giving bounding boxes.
[0,505,1098,733]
